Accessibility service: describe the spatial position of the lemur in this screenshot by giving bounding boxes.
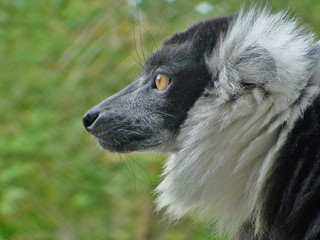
[83,7,320,240]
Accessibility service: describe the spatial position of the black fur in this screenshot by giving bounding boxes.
[261,95,320,240]
[235,95,320,240]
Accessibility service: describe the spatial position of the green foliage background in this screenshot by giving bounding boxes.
[1,0,319,239]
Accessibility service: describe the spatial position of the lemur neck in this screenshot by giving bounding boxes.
[156,89,284,233]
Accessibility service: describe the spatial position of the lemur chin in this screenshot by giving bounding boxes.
[83,7,320,240]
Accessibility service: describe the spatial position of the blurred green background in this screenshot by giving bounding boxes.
[1,0,319,239]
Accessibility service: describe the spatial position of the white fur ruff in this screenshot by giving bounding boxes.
[155,8,320,236]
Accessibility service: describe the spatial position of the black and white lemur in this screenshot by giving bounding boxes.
[83,7,320,240]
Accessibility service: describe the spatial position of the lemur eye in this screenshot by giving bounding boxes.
[155,74,170,91]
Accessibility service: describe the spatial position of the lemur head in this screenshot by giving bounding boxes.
[82,16,231,153]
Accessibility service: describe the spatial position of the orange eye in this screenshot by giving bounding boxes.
[155,74,170,91]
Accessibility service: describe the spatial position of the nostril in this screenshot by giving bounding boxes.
[82,110,100,131]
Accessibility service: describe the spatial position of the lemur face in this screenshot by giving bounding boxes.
[82,17,231,152]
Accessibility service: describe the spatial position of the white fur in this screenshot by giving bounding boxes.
[155,8,320,236]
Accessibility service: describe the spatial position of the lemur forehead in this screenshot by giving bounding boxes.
[145,43,194,71]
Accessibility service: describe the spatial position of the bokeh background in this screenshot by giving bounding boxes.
[1,0,320,239]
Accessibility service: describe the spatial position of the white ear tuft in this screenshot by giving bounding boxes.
[207,7,318,113]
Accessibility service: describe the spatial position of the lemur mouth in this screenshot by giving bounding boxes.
[97,139,129,153]
[96,134,148,153]
[96,131,168,153]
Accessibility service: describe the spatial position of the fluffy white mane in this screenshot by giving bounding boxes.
[155,8,320,236]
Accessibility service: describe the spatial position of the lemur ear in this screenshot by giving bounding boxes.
[235,45,276,87]
[207,44,277,98]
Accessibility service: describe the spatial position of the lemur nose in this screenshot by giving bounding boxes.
[82,109,99,132]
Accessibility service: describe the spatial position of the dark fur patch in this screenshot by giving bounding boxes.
[261,96,320,240]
